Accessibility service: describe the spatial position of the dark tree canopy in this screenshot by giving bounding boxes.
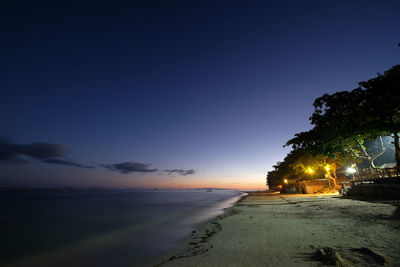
[269,65,400,189]
[286,65,400,168]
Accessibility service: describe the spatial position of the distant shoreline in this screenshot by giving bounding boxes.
[159,192,400,266]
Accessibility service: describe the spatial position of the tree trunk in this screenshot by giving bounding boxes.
[332,163,338,179]
[354,163,359,178]
[327,176,337,191]
[394,133,400,167]
[331,164,338,190]
[324,169,337,191]
[356,140,375,170]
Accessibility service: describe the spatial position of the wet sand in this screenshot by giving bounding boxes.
[159,192,400,266]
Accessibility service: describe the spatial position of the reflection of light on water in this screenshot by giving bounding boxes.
[1,189,246,266]
[182,192,247,225]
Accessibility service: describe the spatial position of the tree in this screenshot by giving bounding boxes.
[266,148,344,190]
[287,65,400,168]
[359,65,400,166]
[269,65,400,192]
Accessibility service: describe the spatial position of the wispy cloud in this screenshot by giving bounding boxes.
[101,162,196,176]
[0,140,93,169]
[164,169,196,176]
[0,140,196,175]
[100,162,158,174]
[43,158,94,169]
[0,140,67,163]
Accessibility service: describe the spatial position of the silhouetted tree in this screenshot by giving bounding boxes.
[359,65,400,166]
[287,65,400,168]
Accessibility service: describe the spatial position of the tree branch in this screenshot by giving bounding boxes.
[357,139,369,158]
[371,149,385,161]
[347,145,367,159]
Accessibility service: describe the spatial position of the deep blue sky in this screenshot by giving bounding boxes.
[1,0,399,189]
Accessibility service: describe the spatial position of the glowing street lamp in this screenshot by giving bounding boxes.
[283,178,288,184]
[347,167,356,174]
[347,166,357,180]
[325,165,330,171]
[307,168,313,174]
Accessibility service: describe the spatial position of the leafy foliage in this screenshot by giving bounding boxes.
[268,65,400,189]
[286,65,400,168]
[266,148,340,188]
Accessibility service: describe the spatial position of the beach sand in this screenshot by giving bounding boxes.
[159,192,400,266]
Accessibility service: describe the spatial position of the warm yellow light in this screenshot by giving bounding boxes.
[307,168,313,174]
[325,165,330,171]
[283,178,288,184]
[278,185,283,189]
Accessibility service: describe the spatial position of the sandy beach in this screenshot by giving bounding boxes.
[160,192,400,267]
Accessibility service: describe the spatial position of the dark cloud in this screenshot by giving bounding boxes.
[164,169,196,176]
[101,163,195,175]
[0,140,196,175]
[101,162,158,174]
[42,158,94,169]
[0,140,92,169]
[0,140,67,163]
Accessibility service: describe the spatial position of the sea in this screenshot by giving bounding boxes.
[0,188,244,267]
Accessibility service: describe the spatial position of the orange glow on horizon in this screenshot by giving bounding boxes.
[133,178,267,191]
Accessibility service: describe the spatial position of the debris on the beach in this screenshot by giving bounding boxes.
[313,247,349,266]
[313,246,389,266]
[161,193,399,266]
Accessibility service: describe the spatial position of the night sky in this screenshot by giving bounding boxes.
[1,0,399,190]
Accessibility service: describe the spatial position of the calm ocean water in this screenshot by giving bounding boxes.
[0,189,244,266]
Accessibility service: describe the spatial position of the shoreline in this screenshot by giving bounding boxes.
[155,192,249,266]
[159,192,400,266]
[0,189,244,267]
